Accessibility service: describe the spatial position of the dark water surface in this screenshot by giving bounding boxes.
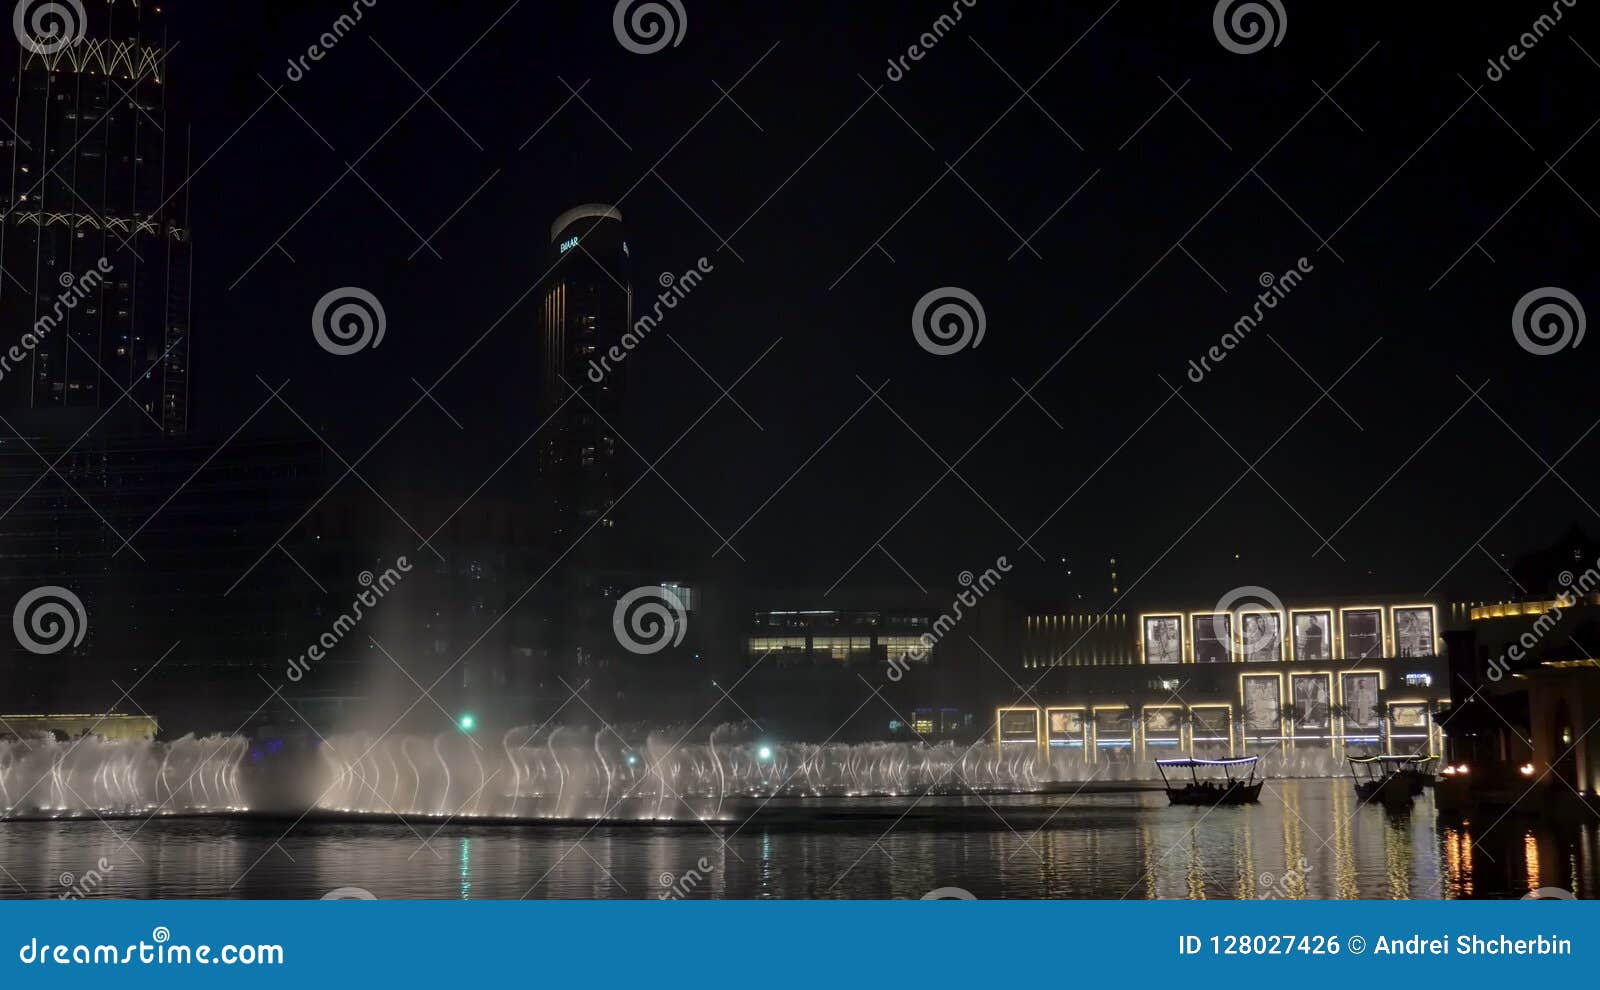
[4,781,1595,899]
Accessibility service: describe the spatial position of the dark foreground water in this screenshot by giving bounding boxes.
[3,781,1595,899]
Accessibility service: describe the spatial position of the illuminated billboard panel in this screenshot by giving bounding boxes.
[1340,672,1382,732]
[1341,608,1384,660]
[1047,709,1084,747]
[1392,606,1436,658]
[1291,609,1333,661]
[1239,611,1282,662]
[1290,673,1331,731]
[1144,707,1181,743]
[1190,612,1231,663]
[999,708,1039,743]
[1241,675,1282,735]
[1142,614,1182,664]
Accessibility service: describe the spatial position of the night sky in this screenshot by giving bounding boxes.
[169,1,1598,608]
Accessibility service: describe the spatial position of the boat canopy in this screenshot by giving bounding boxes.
[1348,754,1437,764]
[1154,757,1259,768]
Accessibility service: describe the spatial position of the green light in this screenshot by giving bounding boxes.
[757,745,773,762]
[458,714,476,732]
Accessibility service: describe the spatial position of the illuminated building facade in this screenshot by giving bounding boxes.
[538,204,630,546]
[0,1,193,434]
[1003,599,1453,767]
[1440,527,1600,800]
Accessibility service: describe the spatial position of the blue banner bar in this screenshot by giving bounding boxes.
[1,901,1589,987]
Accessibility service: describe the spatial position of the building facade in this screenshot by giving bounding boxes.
[538,204,630,547]
[1002,599,1454,773]
[1,0,192,435]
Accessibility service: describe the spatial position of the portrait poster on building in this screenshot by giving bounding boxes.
[1291,674,1331,730]
[1292,610,1333,661]
[1240,611,1282,662]
[1143,615,1182,664]
[1243,677,1281,732]
[1393,607,1435,658]
[1341,672,1381,730]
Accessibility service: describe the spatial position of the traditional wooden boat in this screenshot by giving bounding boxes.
[1348,755,1430,805]
[1155,756,1263,806]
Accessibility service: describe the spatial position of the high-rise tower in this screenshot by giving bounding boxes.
[538,204,631,545]
[0,0,193,434]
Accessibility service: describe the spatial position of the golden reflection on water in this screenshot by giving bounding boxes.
[1524,831,1541,895]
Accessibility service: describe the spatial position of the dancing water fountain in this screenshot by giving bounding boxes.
[312,723,1045,822]
[0,718,1361,825]
[0,734,248,819]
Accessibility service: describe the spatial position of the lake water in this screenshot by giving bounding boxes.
[6,781,1595,899]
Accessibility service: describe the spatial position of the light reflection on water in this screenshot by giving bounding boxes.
[4,780,1594,899]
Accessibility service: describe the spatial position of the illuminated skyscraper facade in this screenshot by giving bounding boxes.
[0,0,193,434]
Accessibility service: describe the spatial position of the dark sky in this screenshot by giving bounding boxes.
[171,1,1598,609]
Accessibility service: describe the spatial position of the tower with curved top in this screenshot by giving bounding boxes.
[539,204,632,546]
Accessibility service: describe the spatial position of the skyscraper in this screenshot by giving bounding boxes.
[0,0,193,435]
[538,204,631,545]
